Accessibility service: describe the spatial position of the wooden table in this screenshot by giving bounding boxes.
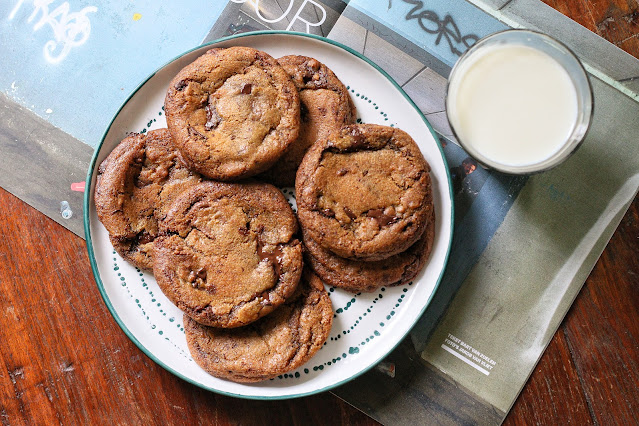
[1,2,637,424]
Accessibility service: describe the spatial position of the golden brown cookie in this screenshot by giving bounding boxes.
[185,271,333,383]
[296,124,433,261]
[260,55,356,187]
[164,47,300,181]
[153,181,303,328]
[94,129,202,270]
[303,206,435,292]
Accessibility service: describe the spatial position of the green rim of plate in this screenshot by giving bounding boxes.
[83,30,455,400]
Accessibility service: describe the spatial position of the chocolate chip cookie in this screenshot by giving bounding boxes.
[153,181,303,328]
[296,124,433,261]
[94,129,202,270]
[303,206,435,292]
[164,47,301,181]
[185,271,333,382]
[260,55,356,187]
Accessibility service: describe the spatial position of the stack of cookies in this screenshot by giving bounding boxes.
[296,124,435,293]
[94,45,434,383]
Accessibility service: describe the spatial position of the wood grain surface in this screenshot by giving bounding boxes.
[0,1,637,425]
[541,0,639,55]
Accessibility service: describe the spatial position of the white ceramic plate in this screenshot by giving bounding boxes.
[84,31,453,399]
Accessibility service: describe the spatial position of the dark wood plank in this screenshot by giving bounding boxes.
[0,187,378,425]
[542,0,639,58]
[562,194,639,424]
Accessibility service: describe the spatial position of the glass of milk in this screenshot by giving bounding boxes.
[446,30,593,174]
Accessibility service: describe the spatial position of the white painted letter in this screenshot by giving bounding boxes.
[254,0,294,24]
[285,0,326,32]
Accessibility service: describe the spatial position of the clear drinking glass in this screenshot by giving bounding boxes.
[446,29,594,174]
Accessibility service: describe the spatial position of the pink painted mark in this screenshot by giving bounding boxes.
[71,182,85,192]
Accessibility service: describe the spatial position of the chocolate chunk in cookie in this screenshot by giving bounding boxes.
[185,271,332,382]
[296,124,433,261]
[94,129,202,270]
[303,206,435,292]
[260,55,356,187]
[153,181,303,328]
[164,47,300,181]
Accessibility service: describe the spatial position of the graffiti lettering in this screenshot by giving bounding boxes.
[9,0,97,64]
[391,0,478,56]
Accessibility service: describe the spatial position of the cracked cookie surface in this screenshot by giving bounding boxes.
[260,55,356,187]
[296,124,433,261]
[184,271,332,382]
[165,47,300,181]
[94,129,202,270]
[303,206,435,293]
[153,181,303,328]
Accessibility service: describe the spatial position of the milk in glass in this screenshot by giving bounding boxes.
[447,44,579,168]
